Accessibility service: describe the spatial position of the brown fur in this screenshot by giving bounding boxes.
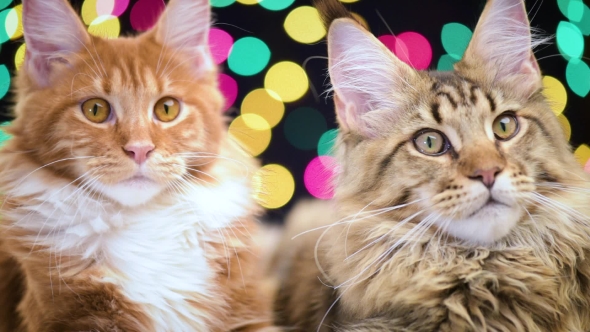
[0,0,277,331]
[275,0,590,331]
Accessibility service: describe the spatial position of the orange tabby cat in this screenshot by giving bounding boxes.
[0,0,277,331]
[274,0,590,331]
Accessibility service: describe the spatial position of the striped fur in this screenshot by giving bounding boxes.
[275,0,590,331]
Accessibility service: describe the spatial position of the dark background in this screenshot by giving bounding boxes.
[0,0,588,221]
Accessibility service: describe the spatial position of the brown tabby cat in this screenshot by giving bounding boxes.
[0,0,277,331]
[274,0,590,331]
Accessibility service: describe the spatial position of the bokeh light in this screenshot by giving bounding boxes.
[0,65,9,100]
[394,32,432,70]
[14,43,25,71]
[573,4,590,36]
[378,35,396,53]
[0,7,10,43]
[211,0,236,8]
[542,76,568,115]
[317,129,338,156]
[236,0,258,4]
[241,88,284,128]
[208,28,233,65]
[82,0,128,24]
[574,144,590,167]
[566,59,590,97]
[228,37,271,76]
[558,0,583,21]
[82,0,101,24]
[253,164,295,209]
[218,73,238,112]
[228,114,271,157]
[264,61,309,102]
[304,156,338,200]
[260,0,295,11]
[5,4,22,41]
[437,54,457,71]
[340,0,360,3]
[88,15,120,39]
[0,1,10,10]
[284,6,326,44]
[284,107,327,150]
[0,121,11,147]
[585,158,590,174]
[441,22,472,60]
[130,0,165,31]
[556,21,584,60]
[557,114,572,141]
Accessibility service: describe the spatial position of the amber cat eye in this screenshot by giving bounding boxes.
[492,112,519,141]
[154,97,181,122]
[81,98,111,123]
[413,129,449,156]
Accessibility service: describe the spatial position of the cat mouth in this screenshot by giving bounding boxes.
[468,197,508,218]
[121,175,154,185]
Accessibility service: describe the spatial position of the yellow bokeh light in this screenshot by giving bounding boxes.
[574,144,590,167]
[88,16,120,39]
[284,6,326,44]
[236,0,259,4]
[340,0,360,3]
[241,88,285,128]
[228,114,271,157]
[264,61,309,103]
[252,164,295,209]
[15,43,25,71]
[351,12,369,30]
[556,114,571,141]
[6,5,23,40]
[82,0,100,25]
[542,76,567,116]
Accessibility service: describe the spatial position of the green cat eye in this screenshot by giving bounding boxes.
[413,130,449,156]
[492,112,519,141]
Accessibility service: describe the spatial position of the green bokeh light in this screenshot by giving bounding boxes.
[284,107,327,150]
[566,59,590,97]
[317,129,338,156]
[260,0,295,11]
[437,54,457,71]
[0,121,11,147]
[0,65,10,99]
[0,8,11,44]
[573,4,590,36]
[556,21,584,60]
[228,37,271,76]
[210,0,236,8]
[558,0,584,21]
[441,23,472,60]
[0,0,10,11]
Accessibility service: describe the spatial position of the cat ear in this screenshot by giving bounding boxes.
[151,0,214,72]
[22,0,91,86]
[327,19,418,137]
[460,0,543,97]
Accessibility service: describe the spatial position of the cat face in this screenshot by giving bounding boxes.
[10,0,223,206]
[326,0,582,244]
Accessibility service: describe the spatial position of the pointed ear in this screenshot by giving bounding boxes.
[327,19,418,137]
[22,0,91,87]
[151,0,214,72]
[460,0,544,97]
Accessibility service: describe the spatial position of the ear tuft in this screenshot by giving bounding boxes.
[22,0,90,86]
[459,0,547,97]
[151,0,214,73]
[327,19,418,137]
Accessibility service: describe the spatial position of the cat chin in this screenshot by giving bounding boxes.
[436,204,523,244]
[92,179,164,207]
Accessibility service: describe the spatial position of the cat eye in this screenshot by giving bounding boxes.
[81,98,111,123]
[154,97,181,122]
[492,112,519,141]
[413,130,449,156]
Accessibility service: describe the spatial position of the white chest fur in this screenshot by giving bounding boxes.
[5,173,253,331]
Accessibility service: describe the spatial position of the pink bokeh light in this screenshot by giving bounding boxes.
[97,0,130,17]
[377,35,396,53]
[130,0,165,31]
[209,28,234,65]
[218,73,238,112]
[585,158,590,174]
[394,32,432,70]
[304,156,338,200]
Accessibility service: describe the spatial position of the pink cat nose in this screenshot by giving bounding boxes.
[469,167,503,188]
[123,144,155,164]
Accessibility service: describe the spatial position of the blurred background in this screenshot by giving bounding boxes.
[0,0,588,221]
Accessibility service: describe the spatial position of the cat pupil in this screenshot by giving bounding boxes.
[426,136,433,149]
[164,104,169,114]
[92,104,99,116]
